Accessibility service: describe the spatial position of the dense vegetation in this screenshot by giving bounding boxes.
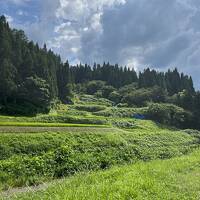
[9,149,200,200]
[1,15,200,199]
[0,98,199,191]
[0,121,198,191]
[1,15,200,130]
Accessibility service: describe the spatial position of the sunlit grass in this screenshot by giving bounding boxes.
[7,149,200,200]
[0,95,199,198]
[0,121,110,128]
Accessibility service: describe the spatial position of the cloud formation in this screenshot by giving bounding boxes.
[80,0,200,88]
[1,0,200,88]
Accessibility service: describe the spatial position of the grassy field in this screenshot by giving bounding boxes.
[0,122,110,128]
[0,120,198,191]
[3,149,200,200]
[0,95,200,198]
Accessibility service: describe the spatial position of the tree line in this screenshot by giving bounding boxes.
[70,64,194,95]
[0,15,198,122]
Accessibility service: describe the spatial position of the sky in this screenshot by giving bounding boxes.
[1,0,200,88]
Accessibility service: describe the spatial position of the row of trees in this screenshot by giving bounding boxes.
[0,15,197,118]
[70,64,194,95]
[0,16,71,114]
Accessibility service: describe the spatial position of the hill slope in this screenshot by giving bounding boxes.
[4,149,200,200]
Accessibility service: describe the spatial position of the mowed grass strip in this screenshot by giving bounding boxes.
[6,149,200,200]
[0,121,111,128]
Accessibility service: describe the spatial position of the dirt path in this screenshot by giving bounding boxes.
[1,179,64,199]
[2,183,49,199]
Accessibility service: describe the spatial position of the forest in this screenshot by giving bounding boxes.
[0,14,200,130]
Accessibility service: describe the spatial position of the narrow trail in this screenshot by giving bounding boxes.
[1,179,64,199]
[2,183,49,199]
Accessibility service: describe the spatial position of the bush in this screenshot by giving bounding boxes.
[0,102,48,116]
[75,105,106,113]
[183,129,200,136]
[0,128,196,189]
[145,103,193,128]
[94,107,146,118]
[183,129,200,142]
[78,95,113,106]
[109,91,122,103]
[35,115,108,125]
[86,81,106,95]
[101,85,115,99]
[122,86,166,106]
[112,121,136,128]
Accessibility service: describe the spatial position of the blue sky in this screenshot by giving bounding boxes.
[1,0,200,88]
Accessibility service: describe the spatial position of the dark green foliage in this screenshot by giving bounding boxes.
[18,77,50,107]
[0,59,17,104]
[108,91,121,103]
[57,61,73,103]
[101,85,115,99]
[0,15,200,129]
[71,63,138,88]
[75,105,106,112]
[0,16,70,114]
[122,86,167,106]
[138,68,194,95]
[145,103,193,128]
[86,81,106,95]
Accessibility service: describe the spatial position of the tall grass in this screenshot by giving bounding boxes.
[0,126,197,190]
[6,149,200,200]
[0,95,199,197]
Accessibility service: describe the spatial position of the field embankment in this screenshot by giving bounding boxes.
[3,149,200,200]
[0,121,198,191]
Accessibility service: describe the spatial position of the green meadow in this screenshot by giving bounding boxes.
[0,95,200,199]
[7,149,200,200]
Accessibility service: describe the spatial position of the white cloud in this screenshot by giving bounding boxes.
[42,0,126,62]
[17,10,24,15]
[4,14,13,23]
[6,0,200,88]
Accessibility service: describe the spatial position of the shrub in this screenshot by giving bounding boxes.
[0,128,196,189]
[112,121,136,128]
[122,86,166,107]
[35,115,108,125]
[101,85,115,99]
[145,103,193,128]
[75,105,106,113]
[86,81,106,95]
[109,91,122,103]
[78,95,113,106]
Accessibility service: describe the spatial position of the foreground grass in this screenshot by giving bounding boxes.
[6,149,200,200]
[0,122,198,191]
[0,97,199,194]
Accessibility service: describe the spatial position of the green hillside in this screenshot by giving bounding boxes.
[1,15,200,200]
[3,149,200,200]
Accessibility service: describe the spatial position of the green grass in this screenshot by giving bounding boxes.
[0,121,110,128]
[77,95,113,106]
[5,149,200,200]
[0,123,198,190]
[0,95,199,197]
